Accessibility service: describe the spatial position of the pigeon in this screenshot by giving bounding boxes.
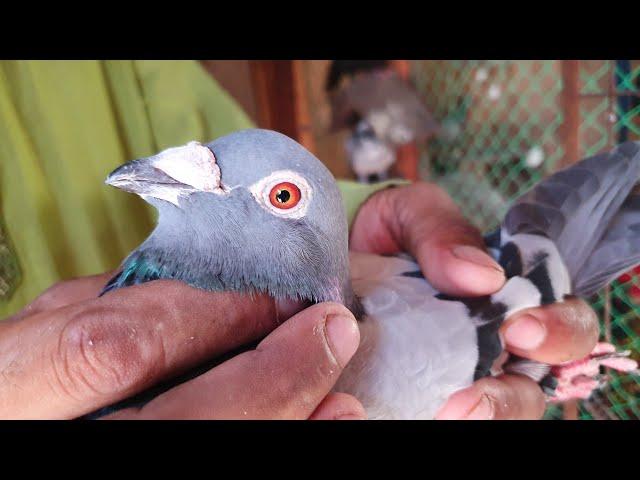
[326,61,439,183]
[328,67,440,147]
[100,132,359,314]
[99,129,640,419]
[345,120,396,183]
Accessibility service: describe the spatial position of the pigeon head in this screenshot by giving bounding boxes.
[106,129,361,315]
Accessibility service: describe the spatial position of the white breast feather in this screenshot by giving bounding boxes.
[346,138,395,177]
[335,252,479,419]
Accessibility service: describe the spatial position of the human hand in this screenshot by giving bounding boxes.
[0,275,364,420]
[350,182,600,419]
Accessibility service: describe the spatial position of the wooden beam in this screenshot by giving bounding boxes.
[290,60,316,153]
[561,60,581,168]
[248,60,316,153]
[560,60,581,420]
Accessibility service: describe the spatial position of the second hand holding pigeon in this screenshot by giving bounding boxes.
[350,182,600,420]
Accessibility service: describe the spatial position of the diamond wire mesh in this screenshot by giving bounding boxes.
[411,60,640,419]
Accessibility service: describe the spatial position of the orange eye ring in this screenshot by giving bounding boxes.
[269,182,301,209]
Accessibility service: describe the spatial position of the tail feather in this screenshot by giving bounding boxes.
[574,192,640,296]
[504,141,640,290]
[478,143,640,392]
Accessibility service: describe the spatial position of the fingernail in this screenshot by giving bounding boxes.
[504,314,547,351]
[325,313,360,367]
[452,245,504,273]
[464,394,495,420]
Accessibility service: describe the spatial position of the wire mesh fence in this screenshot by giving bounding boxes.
[411,60,640,419]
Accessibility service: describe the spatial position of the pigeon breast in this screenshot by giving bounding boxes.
[336,252,479,419]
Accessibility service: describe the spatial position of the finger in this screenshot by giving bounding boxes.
[309,393,367,420]
[501,297,600,364]
[0,280,284,419]
[399,184,505,296]
[6,272,115,323]
[350,183,505,297]
[109,302,360,420]
[435,374,547,420]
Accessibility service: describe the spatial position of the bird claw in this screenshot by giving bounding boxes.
[546,342,639,403]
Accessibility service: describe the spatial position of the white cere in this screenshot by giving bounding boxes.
[152,141,224,194]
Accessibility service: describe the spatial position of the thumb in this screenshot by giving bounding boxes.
[117,302,361,419]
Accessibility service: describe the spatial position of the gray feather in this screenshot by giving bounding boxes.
[574,192,640,296]
[504,141,640,290]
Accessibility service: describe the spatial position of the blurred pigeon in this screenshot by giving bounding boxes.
[327,61,439,183]
[328,68,440,147]
[99,130,640,419]
[345,120,396,183]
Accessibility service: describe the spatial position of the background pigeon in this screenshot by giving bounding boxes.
[98,129,640,419]
[327,63,439,146]
[344,120,396,183]
[326,60,439,183]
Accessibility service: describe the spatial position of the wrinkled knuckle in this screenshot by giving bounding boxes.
[54,305,165,399]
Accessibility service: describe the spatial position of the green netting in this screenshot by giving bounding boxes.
[411,60,640,420]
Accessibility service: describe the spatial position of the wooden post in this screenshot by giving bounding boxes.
[290,60,316,153]
[248,60,316,154]
[561,60,581,420]
[561,60,581,168]
[391,60,420,181]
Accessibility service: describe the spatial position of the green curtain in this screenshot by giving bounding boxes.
[0,60,395,318]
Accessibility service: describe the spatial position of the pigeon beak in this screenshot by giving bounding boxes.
[105,158,184,194]
[105,141,226,205]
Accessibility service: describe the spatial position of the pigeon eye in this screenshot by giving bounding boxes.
[249,170,312,219]
[269,182,301,209]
